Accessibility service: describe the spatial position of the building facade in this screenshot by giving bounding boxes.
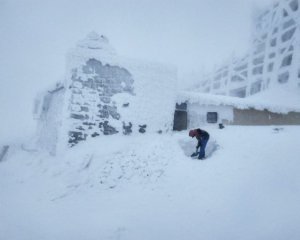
[34,32,177,154]
[195,0,300,97]
[174,91,300,130]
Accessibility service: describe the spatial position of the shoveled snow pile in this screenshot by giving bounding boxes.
[1,126,300,240]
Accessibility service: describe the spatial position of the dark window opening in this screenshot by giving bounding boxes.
[230,87,246,98]
[273,27,278,34]
[252,66,263,75]
[289,0,298,11]
[269,52,276,58]
[250,80,262,95]
[282,27,296,42]
[281,54,293,67]
[278,71,289,83]
[270,38,277,47]
[268,63,274,72]
[207,112,218,123]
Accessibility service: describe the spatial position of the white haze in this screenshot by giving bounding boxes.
[0,0,273,142]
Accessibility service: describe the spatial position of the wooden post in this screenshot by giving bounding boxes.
[0,145,9,162]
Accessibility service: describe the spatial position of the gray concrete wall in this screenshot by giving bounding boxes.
[229,108,300,125]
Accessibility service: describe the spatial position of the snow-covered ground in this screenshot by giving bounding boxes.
[1,126,300,240]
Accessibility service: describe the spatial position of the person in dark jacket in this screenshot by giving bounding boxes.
[189,128,210,160]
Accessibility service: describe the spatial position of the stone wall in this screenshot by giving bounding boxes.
[35,33,177,153]
[68,58,135,146]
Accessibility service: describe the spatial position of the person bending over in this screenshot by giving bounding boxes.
[189,128,210,160]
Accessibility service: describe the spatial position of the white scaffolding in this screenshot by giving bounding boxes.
[197,0,300,98]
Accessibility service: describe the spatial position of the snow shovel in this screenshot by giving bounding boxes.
[190,152,199,157]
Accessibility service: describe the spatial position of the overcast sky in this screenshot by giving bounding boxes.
[0,0,273,140]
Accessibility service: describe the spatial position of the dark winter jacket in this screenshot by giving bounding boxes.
[195,128,209,148]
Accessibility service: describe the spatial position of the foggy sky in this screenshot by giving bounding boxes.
[0,0,273,141]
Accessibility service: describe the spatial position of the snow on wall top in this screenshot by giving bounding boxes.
[76,31,116,55]
[178,88,300,114]
[67,32,176,84]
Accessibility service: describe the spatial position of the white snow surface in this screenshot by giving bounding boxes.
[178,87,300,114]
[1,126,300,240]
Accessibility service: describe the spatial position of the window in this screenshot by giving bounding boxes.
[252,66,263,75]
[207,112,218,123]
[289,0,298,11]
[270,38,277,47]
[288,45,294,52]
[268,63,274,72]
[269,52,276,58]
[278,71,289,83]
[253,56,264,65]
[241,71,248,77]
[230,87,246,98]
[213,82,221,89]
[234,64,247,72]
[273,27,278,34]
[254,43,265,54]
[250,80,262,95]
[283,19,296,29]
[231,75,245,82]
[282,27,296,42]
[281,54,293,67]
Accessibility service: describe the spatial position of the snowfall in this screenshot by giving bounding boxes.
[1,125,300,240]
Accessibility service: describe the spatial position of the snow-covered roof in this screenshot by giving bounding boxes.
[178,87,300,114]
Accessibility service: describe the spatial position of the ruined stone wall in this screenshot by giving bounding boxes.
[34,33,177,153]
[67,58,135,146]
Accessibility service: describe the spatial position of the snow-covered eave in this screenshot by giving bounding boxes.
[177,91,300,114]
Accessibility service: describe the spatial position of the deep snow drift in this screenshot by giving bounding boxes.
[1,126,300,240]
